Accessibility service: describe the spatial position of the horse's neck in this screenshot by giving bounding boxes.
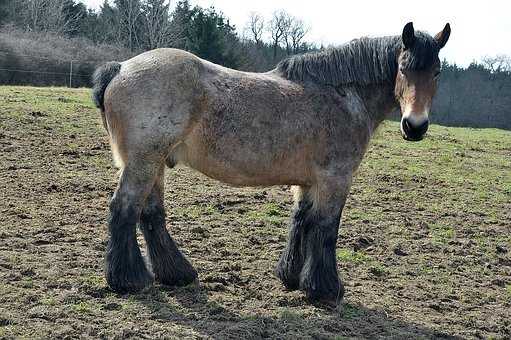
[354,83,399,131]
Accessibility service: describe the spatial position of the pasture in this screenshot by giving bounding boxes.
[0,86,510,338]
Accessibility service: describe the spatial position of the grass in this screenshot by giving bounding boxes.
[72,301,97,315]
[40,297,58,306]
[245,203,287,226]
[279,309,303,324]
[429,223,456,245]
[337,249,370,264]
[0,86,510,339]
[341,304,364,319]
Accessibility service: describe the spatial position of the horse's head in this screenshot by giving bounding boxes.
[395,22,450,141]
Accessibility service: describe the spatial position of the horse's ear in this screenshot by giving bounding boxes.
[435,23,451,49]
[402,22,415,50]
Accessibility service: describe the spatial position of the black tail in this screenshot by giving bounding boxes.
[92,62,121,112]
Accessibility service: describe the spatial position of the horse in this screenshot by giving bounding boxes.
[92,22,450,305]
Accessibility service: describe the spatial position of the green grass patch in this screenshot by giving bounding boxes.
[279,309,303,324]
[71,301,97,315]
[39,297,57,306]
[341,304,363,319]
[79,274,106,287]
[430,224,456,245]
[245,203,286,226]
[336,249,370,263]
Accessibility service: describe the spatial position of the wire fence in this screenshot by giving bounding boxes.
[0,50,104,88]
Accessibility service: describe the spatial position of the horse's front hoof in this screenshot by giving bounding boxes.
[107,271,154,294]
[275,265,300,291]
[106,261,154,294]
[156,263,198,287]
[300,275,345,307]
[306,288,344,308]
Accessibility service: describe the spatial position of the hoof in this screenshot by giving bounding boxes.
[106,255,154,294]
[275,264,300,291]
[305,286,345,308]
[157,267,198,287]
[154,257,198,287]
[300,274,345,307]
[275,253,303,291]
[107,268,154,294]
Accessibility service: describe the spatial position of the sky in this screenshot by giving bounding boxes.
[81,0,511,66]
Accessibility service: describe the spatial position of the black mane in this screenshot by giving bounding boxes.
[277,32,440,86]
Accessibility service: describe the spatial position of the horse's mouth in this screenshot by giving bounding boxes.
[402,133,425,142]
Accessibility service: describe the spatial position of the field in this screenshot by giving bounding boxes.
[0,86,510,339]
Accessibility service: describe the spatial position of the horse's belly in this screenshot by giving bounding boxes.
[173,137,313,187]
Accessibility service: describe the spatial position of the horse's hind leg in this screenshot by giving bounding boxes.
[106,158,161,293]
[139,166,197,286]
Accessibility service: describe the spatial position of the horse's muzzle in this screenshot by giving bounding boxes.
[401,118,429,142]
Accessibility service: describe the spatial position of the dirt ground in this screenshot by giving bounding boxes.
[0,86,510,339]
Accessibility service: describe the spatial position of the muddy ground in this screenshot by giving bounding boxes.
[0,86,510,339]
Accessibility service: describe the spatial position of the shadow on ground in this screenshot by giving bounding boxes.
[132,283,459,339]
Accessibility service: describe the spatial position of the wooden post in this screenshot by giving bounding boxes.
[69,60,73,88]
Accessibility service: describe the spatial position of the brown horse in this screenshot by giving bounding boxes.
[92,22,450,305]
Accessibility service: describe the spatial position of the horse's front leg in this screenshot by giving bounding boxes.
[275,186,312,290]
[300,176,351,304]
[276,176,351,305]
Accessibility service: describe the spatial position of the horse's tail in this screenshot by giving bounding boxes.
[92,62,121,132]
[92,61,124,169]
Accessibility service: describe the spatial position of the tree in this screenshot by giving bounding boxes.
[246,11,264,45]
[172,2,242,68]
[94,0,120,44]
[20,0,87,36]
[0,0,14,24]
[115,0,143,51]
[481,55,511,74]
[268,10,290,59]
[288,18,309,54]
[140,0,183,50]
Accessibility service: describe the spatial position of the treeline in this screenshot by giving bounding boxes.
[0,0,313,81]
[433,59,511,129]
[0,0,509,129]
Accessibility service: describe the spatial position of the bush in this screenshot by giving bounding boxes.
[0,26,134,87]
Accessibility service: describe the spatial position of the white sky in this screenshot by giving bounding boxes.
[81,0,511,66]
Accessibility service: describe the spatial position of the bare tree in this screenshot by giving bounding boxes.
[289,18,309,54]
[141,0,183,50]
[246,11,264,45]
[268,10,291,59]
[116,0,142,51]
[22,0,83,35]
[482,55,511,73]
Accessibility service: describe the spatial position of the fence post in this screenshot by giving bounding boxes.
[69,60,73,88]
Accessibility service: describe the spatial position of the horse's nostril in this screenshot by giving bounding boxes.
[416,120,429,134]
[402,118,413,134]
